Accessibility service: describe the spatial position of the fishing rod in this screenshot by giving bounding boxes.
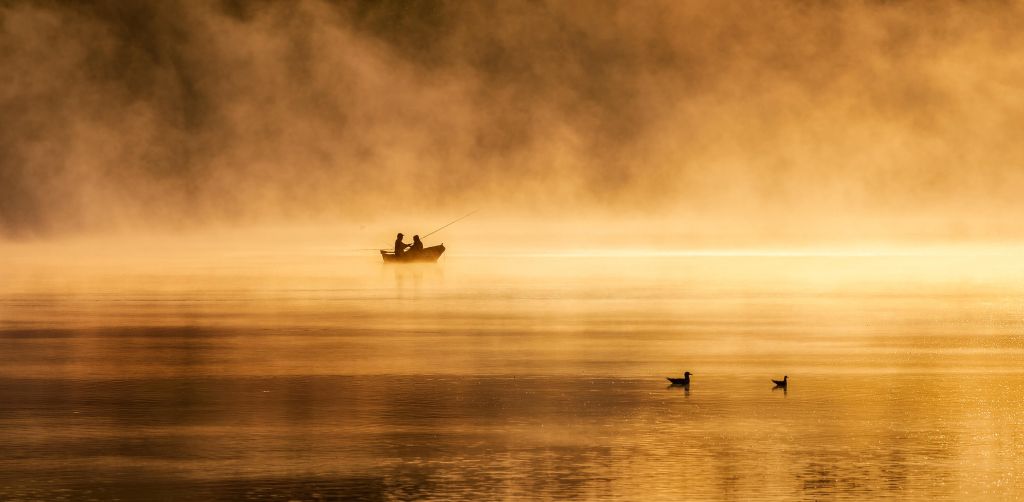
[422,209,478,239]
[352,210,478,252]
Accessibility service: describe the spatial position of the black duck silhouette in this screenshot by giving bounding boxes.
[772,375,788,388]
[667,371,691,386]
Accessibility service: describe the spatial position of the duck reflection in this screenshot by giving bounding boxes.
[772,375,788,396]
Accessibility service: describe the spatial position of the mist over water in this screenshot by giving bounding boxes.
[3,0,1024,241]
[4,2,1024,500]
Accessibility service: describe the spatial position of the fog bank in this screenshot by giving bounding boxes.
[2,0,1023,242]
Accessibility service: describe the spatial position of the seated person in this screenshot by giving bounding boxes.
[394,233,410,256]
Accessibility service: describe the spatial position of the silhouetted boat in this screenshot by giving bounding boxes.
[666,371,691,385]
[772,375,788,387]
[380,244,445,263]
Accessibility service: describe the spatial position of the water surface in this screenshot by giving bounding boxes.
[1,254,1023,500]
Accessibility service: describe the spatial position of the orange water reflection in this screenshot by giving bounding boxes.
[1,255,1023,500]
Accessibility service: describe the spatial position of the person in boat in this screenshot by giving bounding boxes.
[409,235,423,253]
[394,233,411,256]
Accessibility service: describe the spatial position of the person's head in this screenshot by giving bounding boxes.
[413,235,421,242]
[397,233,403,239]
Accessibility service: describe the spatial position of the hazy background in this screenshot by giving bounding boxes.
[2,0,1024,245]
[4,5,1024,498]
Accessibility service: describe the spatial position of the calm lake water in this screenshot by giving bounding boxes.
[1,252,1023,500]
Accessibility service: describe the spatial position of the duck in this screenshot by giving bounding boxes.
[772,375,788,388]
[667,371,691,386]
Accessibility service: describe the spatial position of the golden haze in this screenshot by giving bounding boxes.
[1,1,1023,245]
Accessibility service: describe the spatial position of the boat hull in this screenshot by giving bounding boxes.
[381,244,445,263]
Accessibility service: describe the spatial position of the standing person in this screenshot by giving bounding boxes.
[410,235,424,253]
[394,233,410,256]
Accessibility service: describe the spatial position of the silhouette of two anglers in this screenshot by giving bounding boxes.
[393,233,425,256]
[382,233,444,263]
[381,211,475,263]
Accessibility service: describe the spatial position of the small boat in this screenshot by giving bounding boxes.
[772,375,788,388]
[380,244,446,263]
[666,371,691,386]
